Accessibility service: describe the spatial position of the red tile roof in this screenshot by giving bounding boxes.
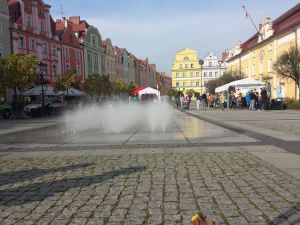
[232,3,300,58]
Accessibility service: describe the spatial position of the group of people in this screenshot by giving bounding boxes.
[175,93,192,110]
[174,87,269,111]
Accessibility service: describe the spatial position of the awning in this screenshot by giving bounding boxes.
[130,86,146,95]
[23,85,57,96]
[215,78,266,93]
[57,87,87,96]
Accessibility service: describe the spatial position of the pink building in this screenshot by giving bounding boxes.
[55,18,84,84]
[8,0,62,84]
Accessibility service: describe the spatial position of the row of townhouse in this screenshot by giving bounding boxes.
[224,3,300,99]
[0,0,171,93]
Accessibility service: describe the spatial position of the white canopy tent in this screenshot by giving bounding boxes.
[215,78,266,108]
[57,87,87,97]
[23,85,57,96]
[138,87,160,100]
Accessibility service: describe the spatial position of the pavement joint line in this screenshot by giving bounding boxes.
[122,128,141,145]
[173,118,191,144]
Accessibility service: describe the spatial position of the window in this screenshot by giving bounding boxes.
[40,21,44,32]
[52,46,57,56]
[77,65,81,75]
[179,64,182,69]
[52,65,57,76]
[196,72,199,77]
[204,72,207,77]
[191,82,194,87]
[91,36,97,46]
[185,64,188,68]
[183,82,186,87]
[18,37,25,49]
[176,73,179,78]
[190,72,194,78]
[65,48,70,58]
[268,43,272,51]
[209,72,212,77]
[29,39,35,51]
[42,43,48,54]
[191,64,194,68]
[196,81,199,87]
[182,72,186,78]
[183,56,189,61]
[259,62,264,74]
[26,16,32,28]
[0,23,2,37]
[209,62,212,67]
[76,51,81,60]
[65,64,70,72]
[268,59,273,72]
[176,82,179,87]
[215,72,218,76]
[42,64,48,74]
[87,52,92,62]
[252,64,256,75]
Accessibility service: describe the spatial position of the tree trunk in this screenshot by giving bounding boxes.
[11,87,21,119]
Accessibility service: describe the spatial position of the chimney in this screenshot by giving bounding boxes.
[69,16,80,25]
[222,51,228,62]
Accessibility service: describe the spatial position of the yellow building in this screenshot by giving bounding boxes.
[171,48,202,95]
[226,3,300,99]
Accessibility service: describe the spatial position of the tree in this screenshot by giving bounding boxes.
[205,70,244,94]
[186,89,195,97]
[273,46,300,100]
[127,82,138,94]
[2,54,38,118]
[0,58,7,100]
[84,74,102,101]
[55,71,77,92]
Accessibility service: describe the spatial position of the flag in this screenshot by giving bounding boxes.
[242,6,249,19]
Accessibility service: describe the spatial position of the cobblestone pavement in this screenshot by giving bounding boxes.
[0,151,299,225]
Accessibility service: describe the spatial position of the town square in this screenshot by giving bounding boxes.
[1,0,300,225]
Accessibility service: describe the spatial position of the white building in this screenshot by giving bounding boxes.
[201,52,227,93]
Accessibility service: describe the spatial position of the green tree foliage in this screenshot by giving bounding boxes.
[273,46,300,100]
[1,54,38,118]
[205,70,244,94]
[112,79,127,94]
[127,82,138,94]
[84,74,102,99]
[55,71,77,92]
[186,89,195,97]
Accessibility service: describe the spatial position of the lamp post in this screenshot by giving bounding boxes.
[39,62,46,117]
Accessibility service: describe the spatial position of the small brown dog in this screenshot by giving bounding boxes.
[191,212,215,225]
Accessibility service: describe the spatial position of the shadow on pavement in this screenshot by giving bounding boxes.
[0,163,94,186]
[268,203,300,225]
[0,166,146,206]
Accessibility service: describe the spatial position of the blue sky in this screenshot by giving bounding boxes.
[46,0,299,74]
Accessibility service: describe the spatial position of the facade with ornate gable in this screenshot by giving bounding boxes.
[55,18,84,83]
[226,3,300,99]
[8,0,62,83]
[171,48,202,94]
[70,16,102,78]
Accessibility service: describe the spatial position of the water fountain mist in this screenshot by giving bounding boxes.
[63,102,173,134]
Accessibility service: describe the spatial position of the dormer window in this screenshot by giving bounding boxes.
[91,36,97,46]
[183,56,189,61]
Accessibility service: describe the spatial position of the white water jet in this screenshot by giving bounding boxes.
[63,101,173,134]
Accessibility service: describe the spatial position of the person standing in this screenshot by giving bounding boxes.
[180,94,184,110]
[260,88,268,111]
[249,90,256,111]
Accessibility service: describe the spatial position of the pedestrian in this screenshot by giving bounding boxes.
[249,90,256,111]
[186,95,191,110]
[245,91,251,108]
[196,95,201,111]
[260,87,268,110]
[201,92,208,109]
[180,94,184,110]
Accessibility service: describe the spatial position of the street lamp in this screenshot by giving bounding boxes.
[39,62,46,117]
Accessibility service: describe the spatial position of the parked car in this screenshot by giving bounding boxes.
[23,98,66,117]
[0,102,12,119]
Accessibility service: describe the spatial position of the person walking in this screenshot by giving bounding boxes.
[180,94,184,110]
[196,95,201,111]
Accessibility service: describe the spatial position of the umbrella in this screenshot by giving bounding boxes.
[23,85,57,96]
[57,87,86,96]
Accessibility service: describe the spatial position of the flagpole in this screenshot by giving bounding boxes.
[242,6,262,38]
